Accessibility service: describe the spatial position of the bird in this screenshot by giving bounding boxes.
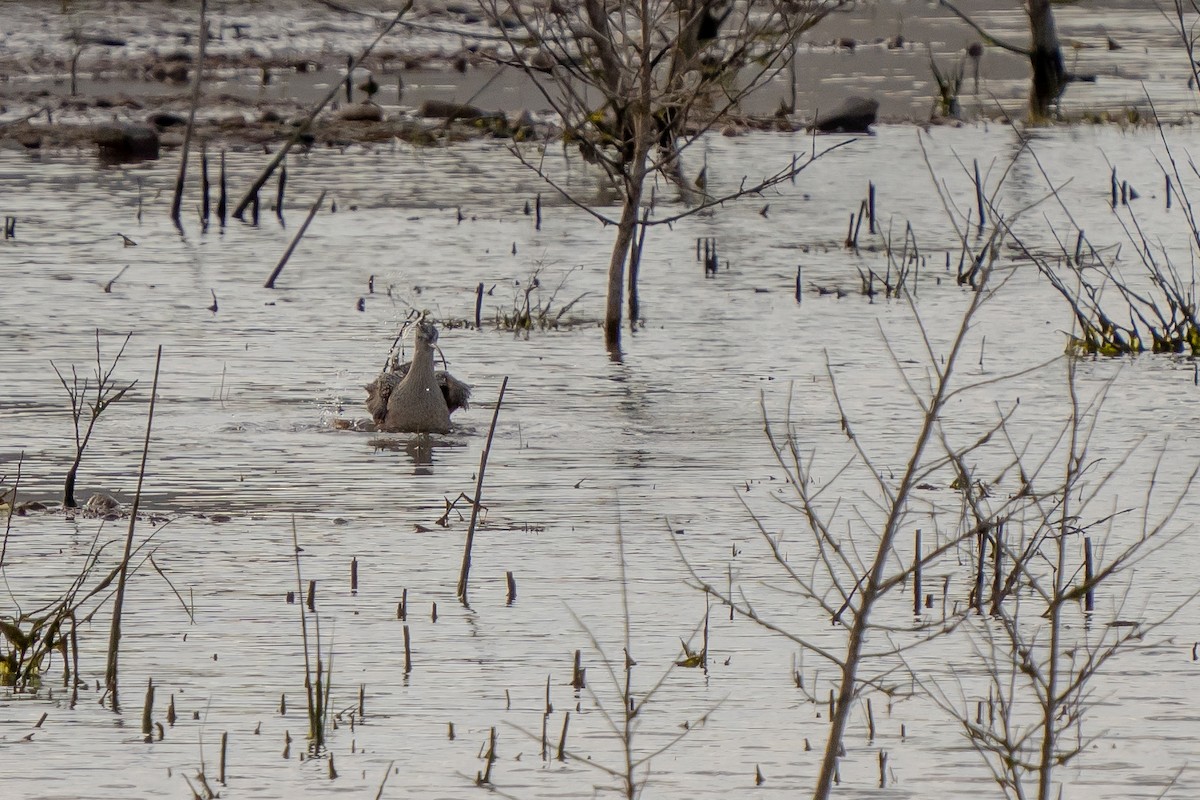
[364,321,470,433]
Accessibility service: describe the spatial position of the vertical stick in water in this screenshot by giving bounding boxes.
[506,570,516,605]
[991,522,1003,612]
[457,377,509,605]
[105,345,163,708]
[973,530,987,614]
[1083,537,1094,612]
[1111,167,1118,209]
[535,193,542,230]
[795,265,802,304]
[973,159,985,229]
[1166,175,1173,210]
[475,282,484,329]
[141,678,155,737]
[912,529,922,616]
[171,0,209,228]
[252,190,260,226]
[556,711,570,760]
[350,556,358,595]
[218,150,227,227]
[403,625,412,673]
[868,181,876,235]
[201,146,210,229]
[277,160,287,221]
[345,54,354,103]
[219,731,228,784]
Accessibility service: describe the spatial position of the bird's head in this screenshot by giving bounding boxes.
[415,320,439,348]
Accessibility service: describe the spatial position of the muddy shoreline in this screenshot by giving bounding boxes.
[0,0,1193,157]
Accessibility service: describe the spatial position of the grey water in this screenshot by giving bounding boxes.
[3,120,1200,798]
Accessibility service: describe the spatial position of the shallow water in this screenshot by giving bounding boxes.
[2,121,1200,798]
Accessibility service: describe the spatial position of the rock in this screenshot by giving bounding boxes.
[147,111,187,129]
[812,96,879,134]
[418,99,493,121]
[337,102,384,122]
[93,123,160,161]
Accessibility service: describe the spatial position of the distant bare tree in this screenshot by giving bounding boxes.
[940,0,1067,119]
[479,0,850,350]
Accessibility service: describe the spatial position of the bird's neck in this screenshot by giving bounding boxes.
[411,341,437,378]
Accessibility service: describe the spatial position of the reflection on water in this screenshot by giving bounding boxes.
[1,124,1199,798]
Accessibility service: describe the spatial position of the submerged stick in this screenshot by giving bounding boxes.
[231,2,414,220]
[265,189,326,289]
[105,344,163,708]
[457,376,510,605]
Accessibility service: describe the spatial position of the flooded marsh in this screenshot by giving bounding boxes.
[2,122,1200,798]
[3,2,1200,798]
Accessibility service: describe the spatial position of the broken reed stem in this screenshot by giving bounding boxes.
[0,453,21,570]
[265,189,326,289]
[1083,536,1095,612]
[403,624,412,674]
[973,158,985,229]
[474,282,484,329]
[571,649,585,690]
[290,519,319,750]
[276,161,288,221]
[556,710,570,760]
[201,147,210,228]
[141,678,154,737]
[456,376,509,605]
[218,151,227,227]
[219,731,228,784]
[912,528,922,616]
[350,556,358,595]
[868,181,876,234]
[973,529,987,614]
[170,0,208,227]
[373,759,395,800]
[231,1,414,219]
[104,344,163,708]
[541,674,550,760]
[506,570,516,605]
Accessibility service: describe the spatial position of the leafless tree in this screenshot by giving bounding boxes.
[940,0,1067,120]
[479,0,850,350]
[52,331,138,508]
[922,360,1197,800]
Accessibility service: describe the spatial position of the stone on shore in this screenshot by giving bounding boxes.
[812,96,879,134]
